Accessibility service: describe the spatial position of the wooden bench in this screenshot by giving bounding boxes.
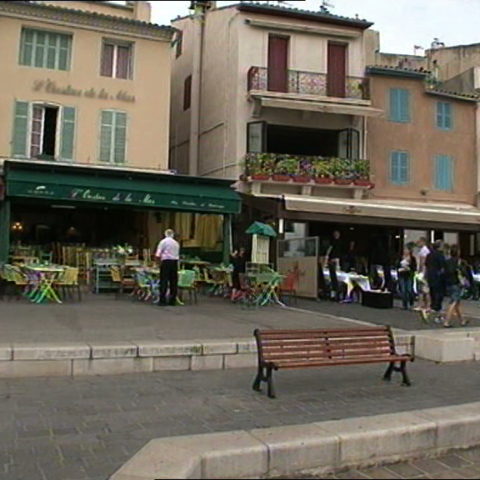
[252,326,414,398]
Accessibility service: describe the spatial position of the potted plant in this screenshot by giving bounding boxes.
[272,156,297,182]
[312,157,333,184]
[292,157,313,183]
[332,157,353,185]
[246,153,273,180]
[353,159,374,187]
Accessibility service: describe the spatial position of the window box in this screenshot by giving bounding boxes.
[272,174,291,182]
[251,174,271,181]
[334,178,352,185]
[292,175,311,183]
[314,176,333,184]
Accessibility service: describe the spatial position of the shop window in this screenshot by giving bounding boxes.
[434,154,454,191]
[99,110,127,164]
[436,101,453,130]
[184,75,192,111]
[19,28,71,71]
[12,101,76,161]
[389,88,410,123]
[101,41,133,79]
[390,151,409,185]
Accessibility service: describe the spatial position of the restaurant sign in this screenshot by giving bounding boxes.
[7,182,235,213]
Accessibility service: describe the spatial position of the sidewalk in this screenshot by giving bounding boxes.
[1,359,479,479]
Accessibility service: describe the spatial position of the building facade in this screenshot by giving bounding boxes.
[0,1,240,264]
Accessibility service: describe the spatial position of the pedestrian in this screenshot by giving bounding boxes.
[397,247,417,310]
[425,240,447,323]
[369,234,392,292]
[155,229,180,306]
[444,245,469,328]
[325,230,343,301]
[230,246,247,301]
[414,237,431,317]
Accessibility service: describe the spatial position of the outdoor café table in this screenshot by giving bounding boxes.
[323,269,371,301]
[247,271,285,307]
[24,264,65,304]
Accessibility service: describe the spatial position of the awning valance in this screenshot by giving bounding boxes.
[4,160,241,214]
[283,195,480,227]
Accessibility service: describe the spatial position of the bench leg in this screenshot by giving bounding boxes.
[252,365,264,392]
[383,362,395,382]
[400,361,411,386]
[266,367,276,399]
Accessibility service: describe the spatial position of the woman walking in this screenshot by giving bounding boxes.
[443,245,468,328]
[397,247,417,310]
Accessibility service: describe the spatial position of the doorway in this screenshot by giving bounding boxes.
[268,35,289,93]
[327,43,347,98]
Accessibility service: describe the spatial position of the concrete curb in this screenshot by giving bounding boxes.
[109,401,480,479]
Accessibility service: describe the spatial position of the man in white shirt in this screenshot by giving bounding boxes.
[155,229,180,306]
[414,237,431,319]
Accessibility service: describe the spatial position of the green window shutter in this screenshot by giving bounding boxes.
[12,101,30,157]
[60,106,76,160]
[58,35,71,71]
[19,29,34,66]
[113,112,127,164]
[34,31,46,68]
[100,111,113,163]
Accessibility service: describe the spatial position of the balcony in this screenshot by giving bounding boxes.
[241,152,373,200]
[247,67,382,117]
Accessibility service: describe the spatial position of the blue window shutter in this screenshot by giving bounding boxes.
[436,102,444,128]
[389,89,399,121]
[444,103,452,129]
[391,151,409,185]
[60,106,76,161]
[400,90,410,122]
[390,89,410,123]
[12,101,30,157]
[435,155,453,190]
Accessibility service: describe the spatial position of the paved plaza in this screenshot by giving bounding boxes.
[1,359,480,479]
[2,293,480,344]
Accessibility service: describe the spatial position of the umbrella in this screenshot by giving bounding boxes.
[245,221,277,238]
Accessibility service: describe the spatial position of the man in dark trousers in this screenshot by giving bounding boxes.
[425,240,447,323]
[155,229,180,306]
[325,230,343,301]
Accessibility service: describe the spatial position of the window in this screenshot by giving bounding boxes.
[434,155,454,191]
[436,101,453,130]
[175,30,183,58]
[11,100,76,160]
[99,110,127,164]
[101,41,133,79]
[389,88,410,123]
[19,28,71,71]
[390,151,409,185]
[183,75,192,110]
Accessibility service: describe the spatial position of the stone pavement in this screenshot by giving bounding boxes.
[284,446,480,479]
[1,359,479,480]
[2,293,480,344]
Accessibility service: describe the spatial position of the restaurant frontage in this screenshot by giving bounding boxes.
[0,160,241,265]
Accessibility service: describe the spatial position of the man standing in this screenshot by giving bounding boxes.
[155,229,180,306]
[425,240,447,323]
[414,237,431,319]
[325,230,343,301]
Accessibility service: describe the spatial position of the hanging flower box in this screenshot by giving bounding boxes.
[314,176,333,184]
[251,174,271,181]
[292,175,311,183]
[334,178,353,185]
[272,174,291,182]
[353,179,373,187]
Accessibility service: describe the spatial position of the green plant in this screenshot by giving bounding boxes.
[275,156,298,175]
[312,157,332,178]
[353,159,370,179]
[245,153,274,176]
[331,157,354,179]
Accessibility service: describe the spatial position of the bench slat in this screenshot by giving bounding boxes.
[263,347,393,361]
[258,327,389,335]
[270,355,411,369]
[262,340,392,351]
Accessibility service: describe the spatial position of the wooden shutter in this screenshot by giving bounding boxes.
[184,75,192,110]
[399,89,410,122]
[113,112,127,164]
[391,151,409,184]
[176,30,183,58]
[12,101,30,157]
[268,35,289,93]
[30,105,43,157]
[20,29,34,66]
[247,121,265,153]
[34,31,46,68]
[101,44,114,77]
[100,110,113,162]
[327,43,346,98]
[58,35,70,71]
[60,106,76,160]
[435,155,453,190]
[390,89,410,122]
[116,46,130,79]
[437,102,452,129]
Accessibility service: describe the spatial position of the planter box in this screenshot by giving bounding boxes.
[314,177,333,185]
[292,176,311,183]
[251,174,271,181]
[334,178,353,185]
[353,179,372,187]
[272,174,291,182]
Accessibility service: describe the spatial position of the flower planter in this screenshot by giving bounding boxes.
[251,174,271,181]
[314,177,333,185]
[353,179,372,187]
[292,175,311,183]
[272,174,291,182]
[334,178,353,185]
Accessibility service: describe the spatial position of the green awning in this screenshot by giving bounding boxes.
[5,162,241,214]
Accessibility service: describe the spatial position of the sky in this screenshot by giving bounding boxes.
[145,0,480,55]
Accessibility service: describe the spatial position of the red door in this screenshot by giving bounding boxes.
[327,43,346,98]
[268,35,289,92]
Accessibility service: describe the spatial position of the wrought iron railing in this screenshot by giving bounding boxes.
[247,66,370,100]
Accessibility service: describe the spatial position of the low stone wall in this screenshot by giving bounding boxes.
[110,401,480,479]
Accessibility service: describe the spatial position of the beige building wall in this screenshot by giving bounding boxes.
[368,75,477,205]
[0,1,172,170]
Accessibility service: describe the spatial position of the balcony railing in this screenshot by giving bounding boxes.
[247,66,370,100]
[244,152,372,186]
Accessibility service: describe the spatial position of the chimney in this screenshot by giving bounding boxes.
[127,0,151,22]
